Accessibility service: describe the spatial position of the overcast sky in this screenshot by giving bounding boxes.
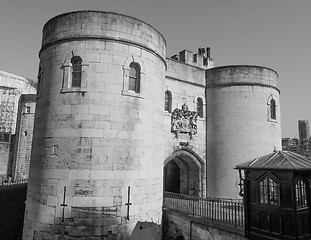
[0,0,310,138]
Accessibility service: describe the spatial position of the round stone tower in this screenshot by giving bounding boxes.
[23,11,166,240]
[205,66,281,199]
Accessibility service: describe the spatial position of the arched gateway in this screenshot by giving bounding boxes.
[164,149,205,197]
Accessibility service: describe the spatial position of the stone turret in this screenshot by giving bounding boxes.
[205,65,281,199]
[23,11,166,240]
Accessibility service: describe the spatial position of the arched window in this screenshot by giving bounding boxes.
[259,176,280,206]
[164,90,172,112]
[197,97,203,118]
[270,99,276,120]
[295,179,307,208]
[129,62,140,93]
[71,56,82,87]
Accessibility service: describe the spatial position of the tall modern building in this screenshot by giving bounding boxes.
[298,120,310,144]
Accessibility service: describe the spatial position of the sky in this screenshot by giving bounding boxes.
[0,0,310,138]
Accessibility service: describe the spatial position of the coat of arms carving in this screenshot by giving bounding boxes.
[171,103,198,139]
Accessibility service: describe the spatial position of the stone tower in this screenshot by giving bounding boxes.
[23,11,166,240]
[0,70,36,181]
[205,66,281,199]
[12,94,36,181]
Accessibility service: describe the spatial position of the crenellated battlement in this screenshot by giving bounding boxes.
[171,47,214,69]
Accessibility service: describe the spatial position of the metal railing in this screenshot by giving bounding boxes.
[1,178,28,186]
[163,191,244,227]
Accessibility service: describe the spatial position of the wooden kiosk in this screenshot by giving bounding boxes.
[236,150,311,240]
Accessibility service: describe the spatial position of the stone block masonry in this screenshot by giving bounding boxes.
[0,143,10,179]
[162,209,244,240]
[23,11,166,240]
[22,10,282,240]
[11,94,36,181]
[205,66,281,199]
[0,71,36,181]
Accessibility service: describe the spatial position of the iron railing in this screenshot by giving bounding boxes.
[163,191,244,227]
[0,178,28,186]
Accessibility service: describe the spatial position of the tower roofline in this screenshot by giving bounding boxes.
[43,10,166,46]
[207,65,279,78]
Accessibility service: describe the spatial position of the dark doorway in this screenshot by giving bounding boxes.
[164,151,202,196]
[164,160,180,193]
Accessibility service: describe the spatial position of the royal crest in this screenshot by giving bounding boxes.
[171,103,198,139]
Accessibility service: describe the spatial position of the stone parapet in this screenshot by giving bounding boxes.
[41,11,166,64]
[166,58,206,87]
[206,65,279,91]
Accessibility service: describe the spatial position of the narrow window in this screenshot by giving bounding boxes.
[259,176,280,205]
[71,56,82,87]
[37,63,43,97]
[296,179,307,208]
[128,62,140,93]
[270,99,276,120]
[197,97,203,118]
[25,106,30,114]
[259,177,269,204]
[37,66,41,93]
[0,133,10,142]
[268,178,279,205]
[164,90,172,113]
[53,145,59,156]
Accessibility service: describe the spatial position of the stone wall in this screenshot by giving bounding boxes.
[23,11,166,240]
[12,94,36,181]
[163,58,207,197]
[206,66,281,199]
[162,209,245,240]
[22,10,282,240]
[0,70,36,181]
[0,143,10,180]
[0,70,36,134]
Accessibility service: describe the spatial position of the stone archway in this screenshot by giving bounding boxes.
[164,160,180,193]
[164,149,204,197]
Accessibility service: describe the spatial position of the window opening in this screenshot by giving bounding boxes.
[71,56,82,87]
[37,63,43,96]
[197,97,203,118]
[296,179,307,208]
[259,176,280,206]
[0,133,10,142]
[165,90,172,113]
[128,62,140,93]
[25,106,30,114]
[270,99,276,120]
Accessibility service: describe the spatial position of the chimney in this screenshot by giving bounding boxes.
[206,47,211,59]
[179,50,193,64]
[198,48,205,56]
